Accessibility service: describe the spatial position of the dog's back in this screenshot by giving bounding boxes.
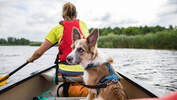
[86,59,127,100]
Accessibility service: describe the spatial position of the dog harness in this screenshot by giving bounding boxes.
[58,20,85,62]
[83,63,120,95]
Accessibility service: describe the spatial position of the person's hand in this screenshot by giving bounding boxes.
[27,57,34,63]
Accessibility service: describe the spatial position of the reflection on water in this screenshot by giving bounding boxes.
[0,46,177,96]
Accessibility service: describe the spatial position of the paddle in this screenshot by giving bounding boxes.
[0,62,29,86]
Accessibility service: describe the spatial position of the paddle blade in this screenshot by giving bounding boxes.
[0,79,7,86]
[0,75,9,86]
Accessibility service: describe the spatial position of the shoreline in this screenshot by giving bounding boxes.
[0,45,177,51]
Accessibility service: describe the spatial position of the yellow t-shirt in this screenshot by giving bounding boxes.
[45,20,89,44]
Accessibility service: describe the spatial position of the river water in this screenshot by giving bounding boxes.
[0,46,177,97]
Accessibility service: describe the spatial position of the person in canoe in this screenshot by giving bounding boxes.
[27,2,89,97]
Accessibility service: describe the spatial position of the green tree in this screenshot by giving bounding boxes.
[122,27,141,35]
[0,38,7,44]
[169,25,173,30]
[113,27,121,35]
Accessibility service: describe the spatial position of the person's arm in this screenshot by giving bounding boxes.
[27,25,61,62]
[27,39,53,62]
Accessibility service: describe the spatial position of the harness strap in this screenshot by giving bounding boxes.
[63,82,70,97]
[82,83,107,89]
[106,63,113,74]
[85,64,96,70]
[99,63,120,83]
[55,54,59,85]
[82,63,120,96]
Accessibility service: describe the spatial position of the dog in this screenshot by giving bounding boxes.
[66,27,127,100]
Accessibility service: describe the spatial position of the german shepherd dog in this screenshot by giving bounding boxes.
[66,28,127,100]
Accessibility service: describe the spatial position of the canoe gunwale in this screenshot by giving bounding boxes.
[118,71,158,98]
[0,65,56,94]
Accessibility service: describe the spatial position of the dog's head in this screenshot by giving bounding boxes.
[66,27,99,67]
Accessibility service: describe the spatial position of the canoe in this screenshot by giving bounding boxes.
[0,65,158,100]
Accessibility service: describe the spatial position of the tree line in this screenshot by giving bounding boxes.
[0,37,30,45]
[94,25,177,50]
[89,25,176,36]
[0,25,177,50]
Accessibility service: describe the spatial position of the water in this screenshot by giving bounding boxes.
[0,46,177,97]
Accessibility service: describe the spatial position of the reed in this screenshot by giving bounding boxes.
[98,30,177,50]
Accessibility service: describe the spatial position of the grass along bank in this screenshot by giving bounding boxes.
[29,41,42,46]
[98,30,177,50]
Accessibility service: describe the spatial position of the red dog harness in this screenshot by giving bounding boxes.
[58,20,85,62]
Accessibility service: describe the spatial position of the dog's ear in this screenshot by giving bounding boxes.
[87,28,99,46]
[72,27,81,42]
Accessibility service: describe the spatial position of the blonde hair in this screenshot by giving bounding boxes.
[62,2,77,20]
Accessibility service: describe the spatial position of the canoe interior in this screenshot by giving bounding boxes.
[0,68,157,100]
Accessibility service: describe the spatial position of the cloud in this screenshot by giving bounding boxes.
[153,0,177,26]
[168,0,177,4]
[0,0,66,41]
[0,0,176,41]
[76,0,171,28]
[158,0,177,16]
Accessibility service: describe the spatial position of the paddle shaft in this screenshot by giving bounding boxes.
[0,62,29,82]
[9,62,29,76]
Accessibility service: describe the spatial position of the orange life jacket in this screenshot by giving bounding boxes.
[58,20,85,62]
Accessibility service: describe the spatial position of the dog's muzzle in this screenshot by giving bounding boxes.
[66,56,73,64]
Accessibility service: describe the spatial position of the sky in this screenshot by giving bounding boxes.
[0,0,177,41]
